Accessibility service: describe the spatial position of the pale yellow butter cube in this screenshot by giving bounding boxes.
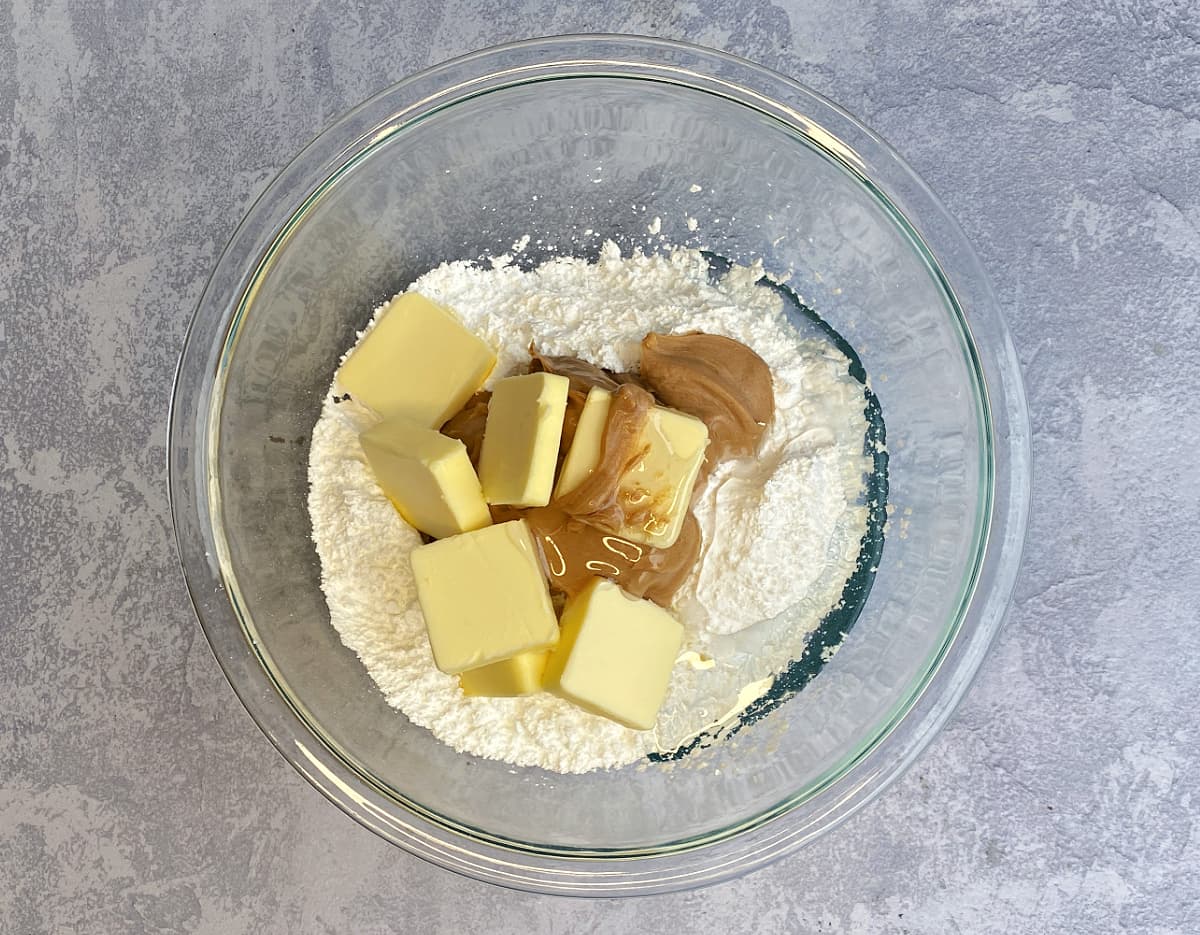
[478,372,570,507]
[619,406,709,548]
[554,386,612,498]
[359,416,491,540]
[543,577,684,731]
[459,649,549,697]
[336,293,496,426]
[410,520,559,675]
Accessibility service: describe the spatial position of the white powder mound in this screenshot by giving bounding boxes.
[308,244,871,773]
[680,342,875,637]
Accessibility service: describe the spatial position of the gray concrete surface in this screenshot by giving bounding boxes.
[2,1,1198,932]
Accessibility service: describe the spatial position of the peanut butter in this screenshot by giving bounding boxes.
[440,390,490,466]
[639,332,774,460]
[529,349,621,394]
[492,505,700,606]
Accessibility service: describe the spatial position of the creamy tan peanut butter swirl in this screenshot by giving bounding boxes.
[490,504,701,606]
[639,332,774,461]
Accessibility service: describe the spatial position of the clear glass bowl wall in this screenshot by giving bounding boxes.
[170,38,1029,895]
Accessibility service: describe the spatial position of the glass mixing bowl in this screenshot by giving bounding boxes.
[168,36,1030,895]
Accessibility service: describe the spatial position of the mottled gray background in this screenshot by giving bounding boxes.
[2,0,1198,932]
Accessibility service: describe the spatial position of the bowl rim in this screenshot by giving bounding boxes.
[168,33,1031,896]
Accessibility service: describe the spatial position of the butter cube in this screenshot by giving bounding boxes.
[410,520,559,675]
[619,406,709,548]
[459,650,549,697]
[359,416,491,540]
[478,372,570,507]
[554,387,612,497]
[336,293,496,426]
[543,577,684,730]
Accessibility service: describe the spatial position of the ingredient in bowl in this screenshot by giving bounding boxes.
[409,519,558,674]
[478,372,570,507]
[359,416,491,539]
[336,292,495,425]
[553,386,614,498]
[543,577,685,731]
[640,331,774,461]
[490,504,701,606]
[441,390,491,465]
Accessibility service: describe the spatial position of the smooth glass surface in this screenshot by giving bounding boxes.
[169,36,1030,894]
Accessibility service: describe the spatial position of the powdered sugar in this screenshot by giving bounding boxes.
[308,244,871,772]
[681,342,874,636]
